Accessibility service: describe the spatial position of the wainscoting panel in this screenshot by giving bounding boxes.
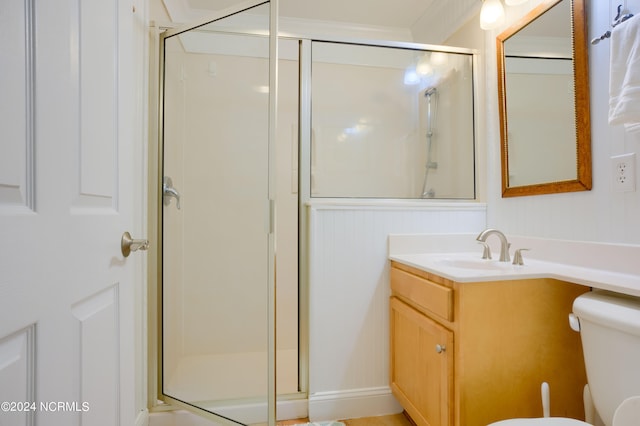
[307,202,486,420]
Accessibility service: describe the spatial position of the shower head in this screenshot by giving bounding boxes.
[424,87,437,97]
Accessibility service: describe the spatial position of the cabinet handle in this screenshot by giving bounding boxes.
[435,344,446,353]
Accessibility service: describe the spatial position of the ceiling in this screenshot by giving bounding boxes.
[186,0,438,28]
[162,0,481,43]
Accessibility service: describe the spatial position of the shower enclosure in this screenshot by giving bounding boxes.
[154,3,476,424]
[158,2,284,425]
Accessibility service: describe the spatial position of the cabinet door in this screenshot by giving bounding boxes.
[390,297,454,426]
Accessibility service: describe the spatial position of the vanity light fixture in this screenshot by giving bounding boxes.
[480,0,506,30]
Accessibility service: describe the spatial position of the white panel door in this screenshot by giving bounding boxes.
[0,1,141,425]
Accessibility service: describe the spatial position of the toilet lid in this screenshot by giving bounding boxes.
[489,418,591,426]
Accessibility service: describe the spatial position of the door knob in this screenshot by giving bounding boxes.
[435,344,446,353]
[121,232,149,257]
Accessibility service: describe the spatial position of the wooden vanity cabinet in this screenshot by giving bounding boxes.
[390,261,589,426]
[391,297,454,426]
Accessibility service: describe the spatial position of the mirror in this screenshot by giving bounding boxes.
[497,0,591,197]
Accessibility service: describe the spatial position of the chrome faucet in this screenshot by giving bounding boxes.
[476,228,511,262]
[512,248,530,266]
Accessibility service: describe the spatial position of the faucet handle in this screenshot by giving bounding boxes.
[478,241,492,260]
[512,248,530,266]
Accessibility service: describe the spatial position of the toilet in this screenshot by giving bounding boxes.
[489,290,640,426]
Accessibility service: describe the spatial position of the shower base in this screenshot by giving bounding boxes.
[164,348,298,402]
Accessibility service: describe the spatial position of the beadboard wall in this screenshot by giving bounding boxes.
[485,0,640,244]
[307,202,486,420]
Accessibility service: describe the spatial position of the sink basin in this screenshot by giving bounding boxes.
[434,258,511,271]
[389,252,541,282]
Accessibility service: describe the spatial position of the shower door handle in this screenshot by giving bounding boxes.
[163,176,181,210]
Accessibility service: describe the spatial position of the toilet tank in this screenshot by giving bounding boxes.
[573,290,640,426]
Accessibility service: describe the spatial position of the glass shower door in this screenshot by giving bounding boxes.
[160,2,276,424]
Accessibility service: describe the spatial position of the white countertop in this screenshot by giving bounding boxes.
[388,234,640,298]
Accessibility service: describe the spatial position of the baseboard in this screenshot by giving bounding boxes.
[308,386,403,422]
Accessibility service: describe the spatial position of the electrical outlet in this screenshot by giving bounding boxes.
[612,153,636,192]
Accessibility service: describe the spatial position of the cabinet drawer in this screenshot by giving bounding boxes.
[391,266,453,322]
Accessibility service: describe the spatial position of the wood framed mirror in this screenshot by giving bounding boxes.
[497,0,591,197]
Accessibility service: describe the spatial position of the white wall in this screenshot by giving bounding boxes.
[486,0,640,243]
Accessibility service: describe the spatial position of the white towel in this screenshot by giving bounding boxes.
[609,14,640,132]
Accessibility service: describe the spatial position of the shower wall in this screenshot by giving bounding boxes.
[417,60,476,198]
[310,61,423,198]
[310,43,475,199]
